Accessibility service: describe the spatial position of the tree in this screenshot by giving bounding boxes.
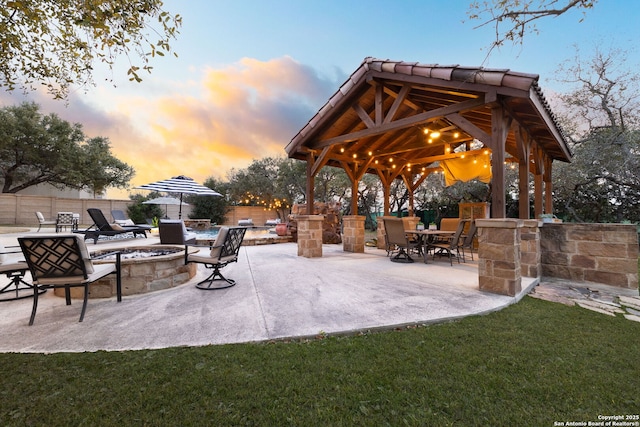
[188,177,230,225]
[78,137,135,197]
[0,102,134,194]
[0,0,181,99]
[552,48,640,222]
[467,0,596,53]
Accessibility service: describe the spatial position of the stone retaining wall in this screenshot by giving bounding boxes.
[540,223,638,289]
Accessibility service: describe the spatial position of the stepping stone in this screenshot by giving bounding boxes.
[623,314,640,323]
[618,296,640,310]
[578,299,624,313]
[625,307,640,316]
[575,301,617,316]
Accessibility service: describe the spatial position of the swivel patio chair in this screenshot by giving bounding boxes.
[18,234,122,325]
[185,227,246,289]
[159,220,197,244]
[383,217,421,263]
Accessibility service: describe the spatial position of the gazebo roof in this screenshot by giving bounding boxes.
[286,57,571,177]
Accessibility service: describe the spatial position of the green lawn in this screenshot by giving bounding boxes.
[1,297,638,426]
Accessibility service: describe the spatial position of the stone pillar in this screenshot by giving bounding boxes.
[342,215,365,253]
[377,216,395,250]
[476,219,522,296]
[403,216,420,231]
[520,219,541,278]
[296,215,324,258]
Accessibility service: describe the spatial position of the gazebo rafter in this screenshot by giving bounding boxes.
[287,57,571,219]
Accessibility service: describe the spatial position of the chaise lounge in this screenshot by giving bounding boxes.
[75,208,149,244]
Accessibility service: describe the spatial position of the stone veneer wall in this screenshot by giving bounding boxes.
[540,223,638,289]
[342,215,365,253]
[296,215,324,258]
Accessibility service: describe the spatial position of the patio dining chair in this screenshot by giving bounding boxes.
[383,218,421,263]
[426,219,468,266]
[18,234,122,325]
[185,227,246,289]
[458,219,478,262]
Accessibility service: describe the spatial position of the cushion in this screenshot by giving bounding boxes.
[210,227,229,259]
[115,219,135,226]
[0,244,5,264]
[73,235,95,274]
[110,223,125,231]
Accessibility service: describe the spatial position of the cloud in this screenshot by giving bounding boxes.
[1,56,341,198]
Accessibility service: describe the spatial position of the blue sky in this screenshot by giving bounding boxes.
[1,0,638,198]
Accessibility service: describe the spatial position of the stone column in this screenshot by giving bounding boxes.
[519,219,541,278]
[403,216,420,231]
[476,219,522,296]
[342,215,365,253]
[296,215,324,258]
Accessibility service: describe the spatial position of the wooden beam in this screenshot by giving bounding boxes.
[310,146,331,176]
[514,124,531,219]
[306,153,315,215]
[309,97,486,150]
[489,106,510,218]
[445,113,491,143]
[352,103,375,129]
[383,84,411,124]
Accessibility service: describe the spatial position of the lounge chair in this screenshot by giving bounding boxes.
[35,211,56,232]
[185,227,246,289]
[75,208,149,244]
[383,218,421,263]
[111,209,153,230]
[159,220,197,244]
[18,234,122,325]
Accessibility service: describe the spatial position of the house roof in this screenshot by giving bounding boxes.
[286,57,571,179]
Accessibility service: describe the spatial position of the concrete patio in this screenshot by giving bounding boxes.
[0,230,537,353]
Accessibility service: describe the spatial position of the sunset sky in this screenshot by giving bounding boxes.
[1,0,638,199]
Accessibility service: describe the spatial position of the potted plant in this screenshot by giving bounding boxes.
[429,222,437,230]
[416,221,425,230]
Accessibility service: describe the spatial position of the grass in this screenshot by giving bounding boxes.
[1,297,639,426]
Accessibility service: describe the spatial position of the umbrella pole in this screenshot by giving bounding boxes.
[179,194,183,219]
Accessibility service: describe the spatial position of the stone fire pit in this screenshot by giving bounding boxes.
[54,246,197,299]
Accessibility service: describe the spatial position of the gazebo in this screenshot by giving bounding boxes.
[286,57,571,220]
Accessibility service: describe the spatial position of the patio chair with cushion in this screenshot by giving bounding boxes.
[111,210,153,230]
[426,219,468,265]
[35,211,57,232]
[383,217,421,263]
[159,220,197,244]
[56,212,75,232]
[76,208,149,243]
[18,234,122,325]
[185,227,246,289]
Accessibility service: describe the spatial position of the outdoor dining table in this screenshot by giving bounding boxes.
[405,229,456,264]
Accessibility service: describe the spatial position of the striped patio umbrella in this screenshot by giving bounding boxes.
[136,175,222,219]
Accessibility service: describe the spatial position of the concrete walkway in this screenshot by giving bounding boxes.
[1,230,537,353]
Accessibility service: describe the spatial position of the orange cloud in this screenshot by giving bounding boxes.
[1,56,340,199]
